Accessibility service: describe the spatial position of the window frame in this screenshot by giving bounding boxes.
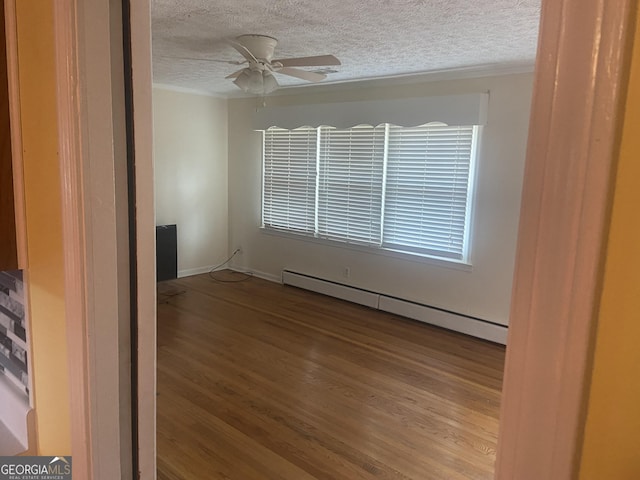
[260,123,481,265]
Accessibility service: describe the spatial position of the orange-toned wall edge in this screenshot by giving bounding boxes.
[14,0,71,455]
[579,6,640,479]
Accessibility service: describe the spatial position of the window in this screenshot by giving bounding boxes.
[262,127,317,234]
[317,125,386,246]
[383,124,476,259]
[261,123,479,262]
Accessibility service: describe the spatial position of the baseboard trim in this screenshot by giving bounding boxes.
[281,269,507,345]
[228,267,281,284]
[282,270,379,308]
[178,266,214,278]
[379,296,508,344]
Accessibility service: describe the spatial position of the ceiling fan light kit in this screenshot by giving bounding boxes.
[228,34,340,95]
[233,69,279,95]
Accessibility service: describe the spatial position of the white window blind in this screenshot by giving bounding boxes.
[317,125,386,245]
[383,124,476,259]
[261,123,479,263]
[262,127,317,233]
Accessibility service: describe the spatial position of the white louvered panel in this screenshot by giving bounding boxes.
[383,124,476,259]
[317,125,385,245]
[262,123,479,262]
[262,127,317,233]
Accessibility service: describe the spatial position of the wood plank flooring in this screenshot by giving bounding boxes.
[156,272,505,480]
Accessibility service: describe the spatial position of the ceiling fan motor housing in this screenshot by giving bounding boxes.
[235,34,278,62]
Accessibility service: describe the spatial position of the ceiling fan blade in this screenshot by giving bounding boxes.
[229,41,259,64]
[272,55,341,67]
[277,67,327,82]
[225,68,246,79]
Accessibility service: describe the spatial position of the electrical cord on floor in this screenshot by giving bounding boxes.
[208,249,254,283]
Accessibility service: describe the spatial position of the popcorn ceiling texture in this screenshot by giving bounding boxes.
[152,0,541,96]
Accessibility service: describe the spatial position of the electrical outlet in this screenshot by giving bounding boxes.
[235,246,242,255]
[343,267,350,278]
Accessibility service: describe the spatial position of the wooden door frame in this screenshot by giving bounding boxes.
[52,0,155,478]
[48,0,636,479]
[127,1,157,477]
[52,0,92,473]
[496,0,637,479]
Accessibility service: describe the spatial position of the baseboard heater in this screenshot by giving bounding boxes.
[281,270,508,345]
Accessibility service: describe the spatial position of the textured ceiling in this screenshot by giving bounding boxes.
[151,0,541,97]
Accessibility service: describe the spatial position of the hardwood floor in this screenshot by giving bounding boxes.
[156,272,505,480]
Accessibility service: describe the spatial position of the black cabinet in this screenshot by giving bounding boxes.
[156,225,177,282]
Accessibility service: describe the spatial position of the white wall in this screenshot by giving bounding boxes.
[227,73,533,326]
[153,87,228,276]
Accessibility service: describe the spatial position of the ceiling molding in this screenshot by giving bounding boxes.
[152,83,225,98]
[224,62,535,99]
[271,62,536,96]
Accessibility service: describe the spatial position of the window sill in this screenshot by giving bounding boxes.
[260,226,473,272]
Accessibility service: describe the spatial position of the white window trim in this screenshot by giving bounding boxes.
[462,125,481,262]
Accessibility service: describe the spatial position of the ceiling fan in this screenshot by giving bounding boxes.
[226,34,341,95]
